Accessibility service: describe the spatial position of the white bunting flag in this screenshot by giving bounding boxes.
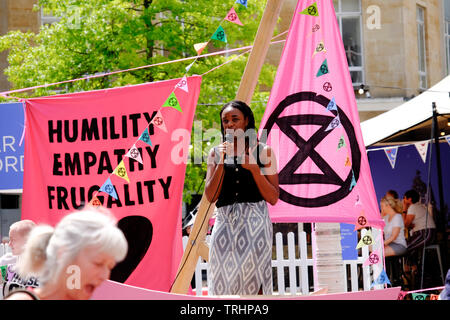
[414,141,429,163]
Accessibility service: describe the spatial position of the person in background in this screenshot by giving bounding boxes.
[403,189,436,254]
[5,207,127,300]
[0,220,38,299]
[380,197,407,257]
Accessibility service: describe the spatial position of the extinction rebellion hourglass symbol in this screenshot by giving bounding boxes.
[362,235,373,246]
[130,148,140,159]
[227,12,237,22]
[168,97,178,107]
[368,253,379,264]
[263,91,361,207]
[216,31,225,42]
[323,82,332,92]
[117,167,127,178]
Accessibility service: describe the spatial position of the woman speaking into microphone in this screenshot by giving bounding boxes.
[205,100,279,296]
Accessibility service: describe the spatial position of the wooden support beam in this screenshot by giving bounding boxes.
[235,0,285,105]
[170,0,284,295]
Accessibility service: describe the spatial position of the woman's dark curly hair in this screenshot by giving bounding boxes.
[219,100,257,145]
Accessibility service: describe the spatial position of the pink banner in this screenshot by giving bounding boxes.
[259,0,383,228]
[22,76,202,291]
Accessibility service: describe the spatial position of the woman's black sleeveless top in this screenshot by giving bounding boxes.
[215,143,266,208]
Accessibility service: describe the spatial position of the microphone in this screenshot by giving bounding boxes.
[223,131,234,161]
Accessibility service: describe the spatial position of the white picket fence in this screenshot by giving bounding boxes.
[183,228,383,296]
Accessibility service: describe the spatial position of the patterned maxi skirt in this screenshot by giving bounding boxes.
[208,200,273,296]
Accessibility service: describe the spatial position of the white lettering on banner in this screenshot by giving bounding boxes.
[1,136,16,152]
[0,155,24,173]
[66,265,81,289]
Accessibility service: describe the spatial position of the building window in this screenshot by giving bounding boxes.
[333,0,364,87]
[445,0,450,75]
[417,6,427,89]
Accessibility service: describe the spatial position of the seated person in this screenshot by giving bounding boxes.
[381,197,407,257]
[402,189,436,261]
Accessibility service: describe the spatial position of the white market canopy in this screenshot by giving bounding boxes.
[361,75,450,147]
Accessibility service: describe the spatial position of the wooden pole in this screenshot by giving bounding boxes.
[170,0,285,295]
[236,0,285,105]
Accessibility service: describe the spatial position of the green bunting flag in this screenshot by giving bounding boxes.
[162,92,182,112]
[316,59,329,77]
[300,2,319,17]
[211,25,227,43]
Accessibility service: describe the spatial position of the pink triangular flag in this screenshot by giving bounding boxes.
[414,141,428,163]
[126,144,144,164]
[224,7,243,26]
[354,210,370,231]
[175,75,189,93]
[363,249,382,266]
[151,110,168,133]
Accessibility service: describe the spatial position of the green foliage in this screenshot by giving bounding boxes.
[0,0,278,204]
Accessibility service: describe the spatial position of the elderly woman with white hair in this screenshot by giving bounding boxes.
[5,207,127,300]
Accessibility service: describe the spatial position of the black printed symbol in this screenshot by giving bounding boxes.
[91,199,101,207]
[320,64,329,75]
[316,43,324,52]
[327,117,340,130]
[414,295,425,300]
[362,235,372,245]
[312,24,320,32]
[262,92,361,207]
[228,13,237,21]
[378,273,385,282]
[369,253,379,264]
[308,5,317,16]
[105,185,114,194]
[168,97,178,107]
[177,80,187,87]
[358,216,367,226]
[323,82,333,92]
[117,167,126,177]
[216,31,225,41]
[153,117,163,126]
[130,148,139,159]
[141,132,149,142]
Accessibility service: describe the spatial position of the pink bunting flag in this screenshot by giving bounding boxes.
[363,249,381,266]
[354,209,370,231]
[225,7,244,26]
[126,144,144,164]
[151,109,168,132]
[175,75,189,93]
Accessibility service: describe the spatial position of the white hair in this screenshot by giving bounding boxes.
[17,207,128,286]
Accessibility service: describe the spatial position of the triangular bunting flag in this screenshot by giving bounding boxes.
[356,229,373,249]
[151,110,168,132]
[371,269,391,288]
[337,135,346,150]
[235,0,248,8]
[99,178,118,200]
[113,160,130,183]
[430,294,440,300]
[88,195,102,208]
[316,59,329,77]
[326,97,337,112]
[300,2,319,16]
[162,92,182,112]
[345,155,351,166]
[325,114,341,131]
[446,136,450,146]
[414,141,428,163]
[225,7,243,26]
[363,250,381,267]
[175,75,189,93]
[126,144,144,164]
[139,128,153,146]
[185,61,195,72]
[384,147,398,169]
[193,42,208,55]
[313,41,326,57]
[412,293,428,300]
[354,210,369,230]
[211,25,227,43]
